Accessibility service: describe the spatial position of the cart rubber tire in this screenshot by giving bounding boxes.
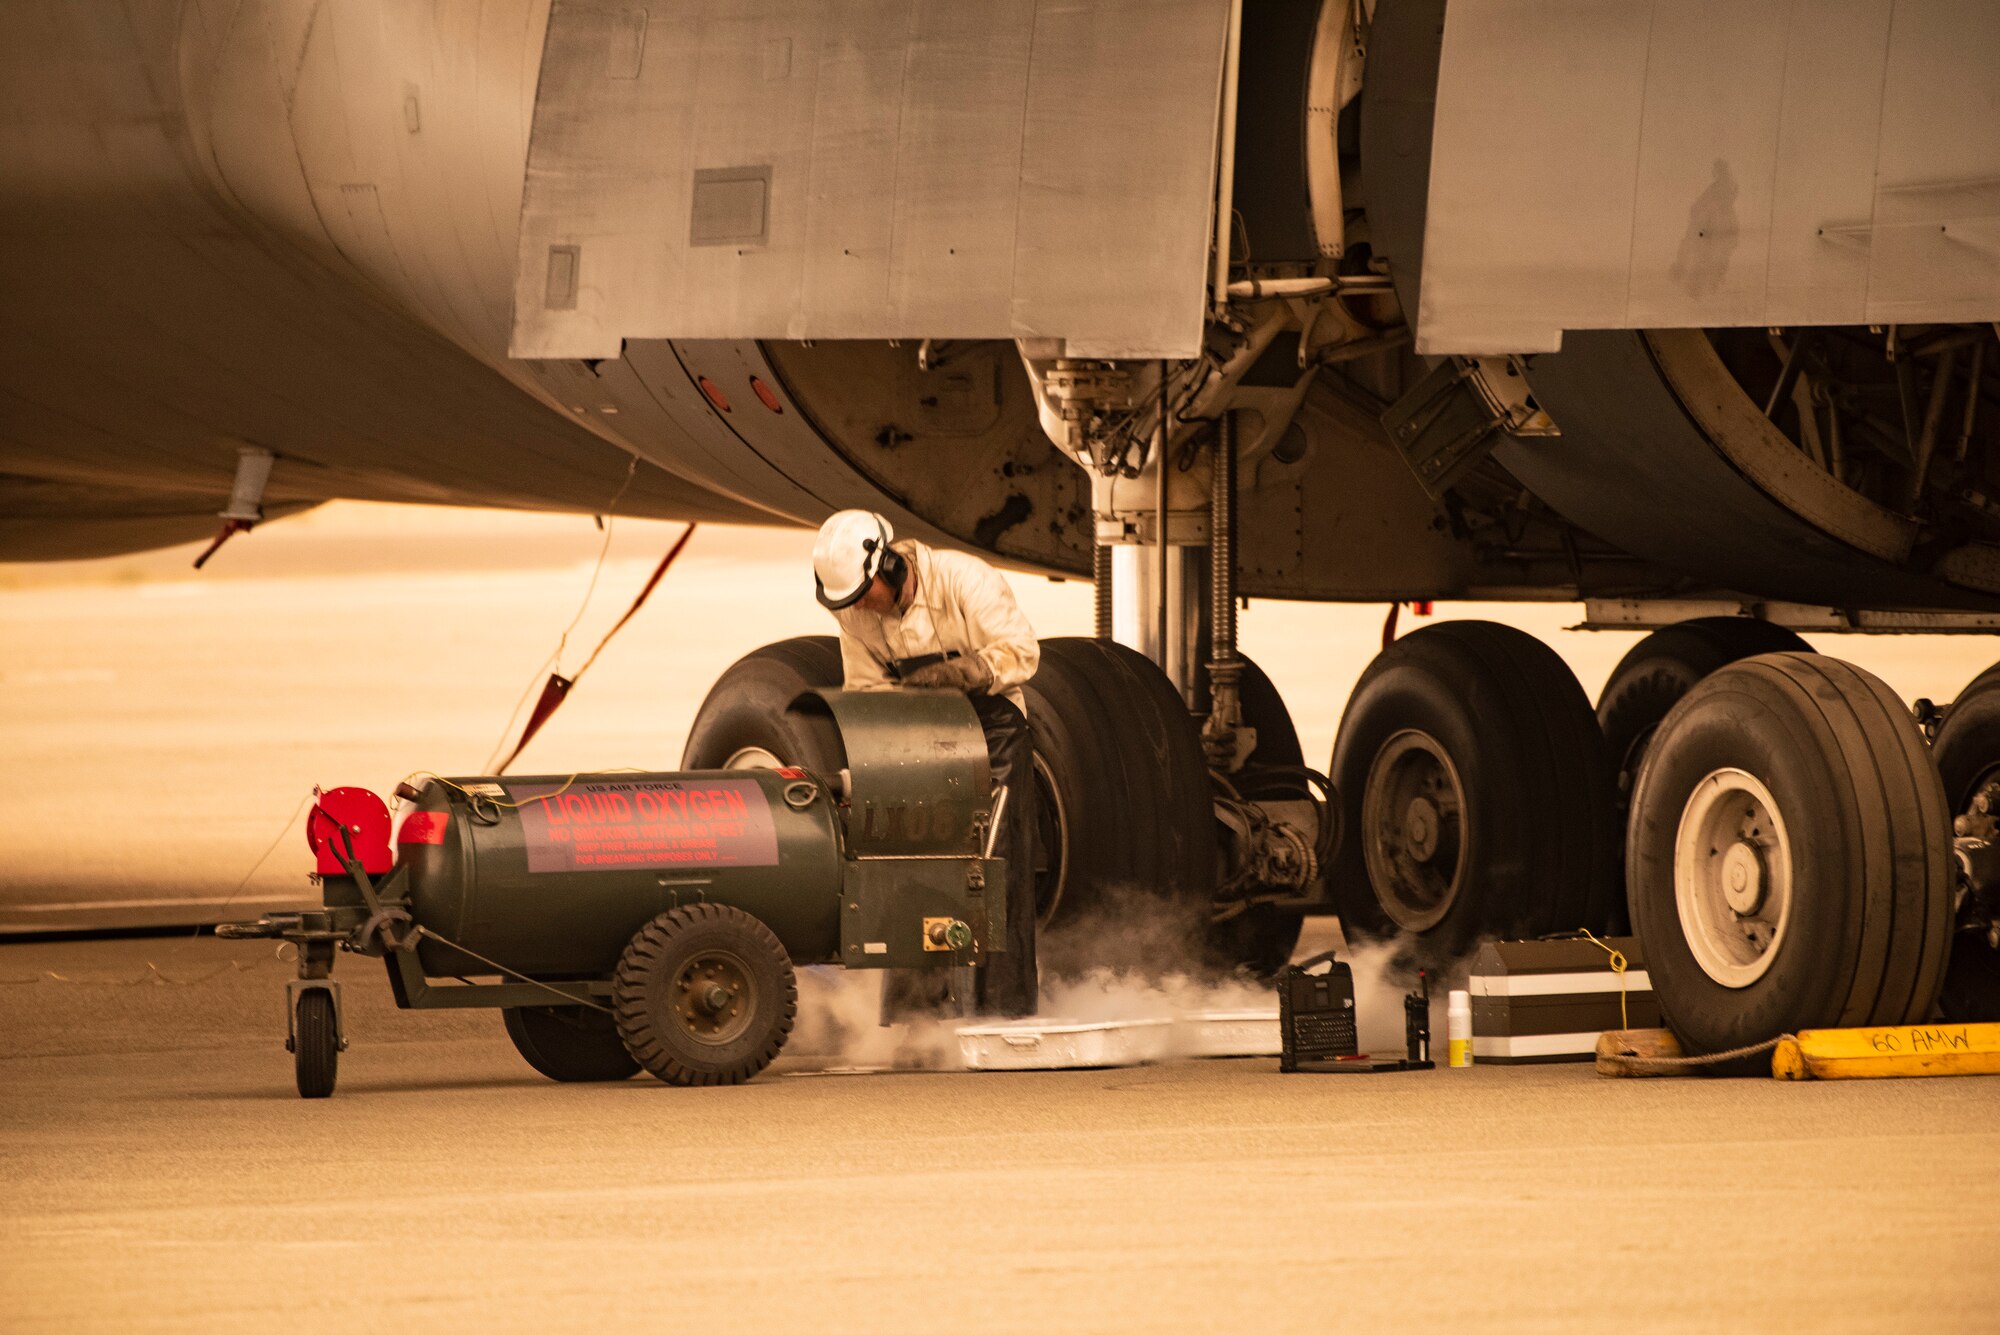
[1329,620,1619,960]
[294,989,337,1099]
[1022,638,1217,971]
[1628,654,1953,1072]
[614,904,797,1086]
[1207,656,1307,976]
[682,637,845,773]
[503,1005,642,1082]
[1597,617,1813,809]
[1931,661,2000,1021]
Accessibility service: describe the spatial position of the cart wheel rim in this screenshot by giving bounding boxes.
[1673,766,1795,988]
[671,949,758,1045]
[723,746,784,770]
[1361,729,1466,933]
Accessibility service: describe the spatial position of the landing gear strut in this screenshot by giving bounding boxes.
[1075,401,1333,974]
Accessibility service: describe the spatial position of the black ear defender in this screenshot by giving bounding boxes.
[878,542,908,594]
[860,513,907,596]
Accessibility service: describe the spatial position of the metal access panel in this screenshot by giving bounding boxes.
[841,858,1004,968]
[1417,0,2000,355]
[511,0,1231,362]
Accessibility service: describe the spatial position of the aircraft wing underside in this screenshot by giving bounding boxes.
[2,0,1999,621]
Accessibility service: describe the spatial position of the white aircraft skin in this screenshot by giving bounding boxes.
[7,0,1994,614]
[0,0,752,558]
[1,0,1094,567]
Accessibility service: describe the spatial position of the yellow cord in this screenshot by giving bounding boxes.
[1577,927,1631,1031]
[1,960,262,987]
[397,767,659,810]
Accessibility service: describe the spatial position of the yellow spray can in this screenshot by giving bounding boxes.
[1448,989,1474,1067]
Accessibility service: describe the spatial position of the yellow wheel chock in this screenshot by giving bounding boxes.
[1771,1023,2000,1081]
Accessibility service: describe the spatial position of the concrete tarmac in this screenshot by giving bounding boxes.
[5,936,1998,1333]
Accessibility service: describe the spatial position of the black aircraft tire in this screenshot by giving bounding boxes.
[1598,618,1814,809]
[1940,935,2000,1023]
[502,1004,642,1082]
[1209,656,1307,976]
[1329,621,1619,961]
[294,989,337,1100]
[681,637,845,773]
[1932,661,2000,812]
[1022,638,1217,971]
[1931,661,2000,1021]
[614,904,796,1087]
[1596,618,1815,933]
[1629,654,1953,1072]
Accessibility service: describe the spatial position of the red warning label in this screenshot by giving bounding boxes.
[510,779,779,873]
[398,811,451,845]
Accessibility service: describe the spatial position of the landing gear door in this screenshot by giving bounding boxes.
[510,0,1232,362]
[1417,0,2000,355]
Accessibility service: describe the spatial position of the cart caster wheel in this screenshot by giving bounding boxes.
[294,989,338,1099]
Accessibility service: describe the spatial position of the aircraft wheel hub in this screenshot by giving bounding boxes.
[1362,730,1467,933]
[1403,797,1442,862]
[1721,842,1765,915]
[1675,768,1794,988]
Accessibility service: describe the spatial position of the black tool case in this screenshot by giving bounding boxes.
[1277,951,1359,1071]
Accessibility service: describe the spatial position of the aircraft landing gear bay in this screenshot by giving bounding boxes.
[1628,654,1953,1069]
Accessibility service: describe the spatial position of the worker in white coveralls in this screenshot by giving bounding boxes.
[812,509,1040,1018]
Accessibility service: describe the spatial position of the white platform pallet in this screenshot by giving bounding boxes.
[957,1017,1173,1071]
[1175,1009,1281,1059]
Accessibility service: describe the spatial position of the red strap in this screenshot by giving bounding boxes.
[496,674,573,775]
[192,519,253,570]
[570,523,698,683]
[494,525,697,774]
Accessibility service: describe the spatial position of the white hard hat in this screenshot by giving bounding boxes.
[813,509,894,610]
